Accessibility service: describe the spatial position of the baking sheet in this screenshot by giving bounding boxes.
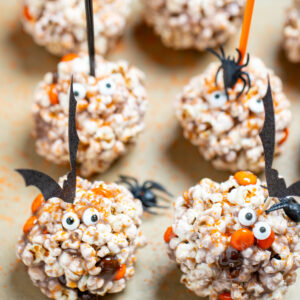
[0,0,300,299]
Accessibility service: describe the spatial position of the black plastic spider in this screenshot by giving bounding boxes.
[117,175,172,213]
[207,46,251,100]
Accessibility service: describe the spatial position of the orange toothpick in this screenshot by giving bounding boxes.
[239,0,255,64]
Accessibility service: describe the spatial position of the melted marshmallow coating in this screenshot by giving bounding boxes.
[283,0,300,63]
[175,56,291,172]
[22,0,132,56]
[17,176,146,299]
[143,0,246,50]
[166,175,300,300]
[33,53,147,177]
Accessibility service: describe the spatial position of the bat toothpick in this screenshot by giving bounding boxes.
[16,78,79,204]
[85,0,96,76]
[260,81,300,222]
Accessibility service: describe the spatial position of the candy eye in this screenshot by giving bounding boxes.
[253,222,271,240]
[248,98,264,114]
[238,208,257,226]
[82,208,100,226]
[73,83,86,100]
[62,212,80,231]
[207,91,227,108]
[98,79,116,96]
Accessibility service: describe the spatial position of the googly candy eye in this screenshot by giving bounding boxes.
[98,79,116,96]
[248,98,264,114]
[72,83,86,100]
[82,208,101,226]
[253,222,271,240]
[238,208,257,226]
[207,91,227,108]
[62,212,80,231]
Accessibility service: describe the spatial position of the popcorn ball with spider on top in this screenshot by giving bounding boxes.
[164,172,300,300]
[143,0,246,51]
[22,0,132,56]
[175,49,291,172]
[283,0,300,63]
[33,53,147,177]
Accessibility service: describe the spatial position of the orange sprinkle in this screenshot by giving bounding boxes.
[31,194,45,214]
[230,228,255,251]
[48,84,59,105]
[257,230,275,250]
[219,292,233,300]
[23,6,34,22]
[61,53,79,62]
[234,171,257,186]
[164,226,175,243]
[114,264,126,281]
[23,216,38,234]
[279,128,289,145]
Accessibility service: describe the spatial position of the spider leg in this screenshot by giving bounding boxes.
[142,181,173,197]
[236,76,247,99]
[240,71,251,93]
[235,48,242,65]
[224,86,230,100]
[116,178,135,191]
[215,66,222,87]
[220,45,225,58]
[118,175,139,189]
[207,47,222,61]
[241,53,250,67]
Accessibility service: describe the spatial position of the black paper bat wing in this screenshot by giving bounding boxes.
[15,169,64,201]
[260,81,288,198]
[85,0,95,76]
[61,78,79,203]
[286,181,300,197]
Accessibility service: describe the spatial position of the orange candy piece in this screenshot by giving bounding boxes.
[48,84,59,105]
[164,226,175,243]
[114,264,126,281]
[234,171,257,186]
[279,128,289,145]
[23,216,38,234]
[230,228,255,251]
[23,6,34,22]
[257,230,275,250]
[61,53,79,62]
[219,292,233,300]
[31,194,45,214]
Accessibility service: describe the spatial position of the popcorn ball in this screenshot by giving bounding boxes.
[22,0,132,56]
[33,53,147,177]
[164,172,300,300]
[175,55,291,172]
[283,0,300,63]
[143,0,246,51]
[17,176,146,299]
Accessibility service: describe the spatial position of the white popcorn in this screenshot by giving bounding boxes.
[21,0,132,56]
[165,174,300,299]
[175,56,291,172]
[32,53,147,176]
[17,177,146,299]
[143,0,246,50]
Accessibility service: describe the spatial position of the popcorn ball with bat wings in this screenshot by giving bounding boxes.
[16,81,148,299]
[165,83,300,300]
[33,0,147,177]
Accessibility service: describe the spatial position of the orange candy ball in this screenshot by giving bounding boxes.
[61,53,79,62]
[23,216,38,234]
[230,228,255,251]
[23,6,34,22]
[164,226,175,243]
[257,230,275,250]
[114,264,126,281]
[48,84,59,105]
[219,292,233,300]
[31,194,45,214]
[234,171,257,186]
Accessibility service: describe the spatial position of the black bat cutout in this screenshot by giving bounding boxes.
[260,80,300,222]
[16,78,79,203]
[207,46,251,100]
[85,0,95,77]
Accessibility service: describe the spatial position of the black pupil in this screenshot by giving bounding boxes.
[74,91,79,96]
[260,227,266,233]
[91,214,98,222]
[215,93,221,99]
[106,83,111,89]
[245,213,253,220]
[257,99,261,103]
[66,217,74,225]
